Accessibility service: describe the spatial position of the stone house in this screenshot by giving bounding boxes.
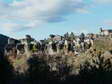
[100,28,112,36]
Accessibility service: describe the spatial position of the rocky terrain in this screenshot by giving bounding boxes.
[1,34,112,84]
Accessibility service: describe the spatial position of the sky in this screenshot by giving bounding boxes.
[0,0,112,40]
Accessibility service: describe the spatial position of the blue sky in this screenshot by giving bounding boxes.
[0,0,112,40]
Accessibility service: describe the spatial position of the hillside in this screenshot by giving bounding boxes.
[1,35,112,84]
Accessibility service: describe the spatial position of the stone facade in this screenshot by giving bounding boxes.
[100,28,112,36]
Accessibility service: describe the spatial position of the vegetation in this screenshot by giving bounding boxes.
[1,37,112,84]
[0,53,14,84]
[93,38,112,52]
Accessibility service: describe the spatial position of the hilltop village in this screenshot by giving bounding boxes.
[1,28,112,84]
[4,28,112,58]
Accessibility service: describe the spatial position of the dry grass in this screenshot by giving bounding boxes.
[6,37,112,75]
[93,38,112,52]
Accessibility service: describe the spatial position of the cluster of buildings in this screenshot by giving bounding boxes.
[7,27,112,46]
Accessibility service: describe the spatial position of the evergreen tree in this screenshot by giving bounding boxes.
[70,32,75,40]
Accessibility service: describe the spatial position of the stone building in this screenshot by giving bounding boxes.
[8,38,16,44]
[100,28,112,36]
[53,35,62,41]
